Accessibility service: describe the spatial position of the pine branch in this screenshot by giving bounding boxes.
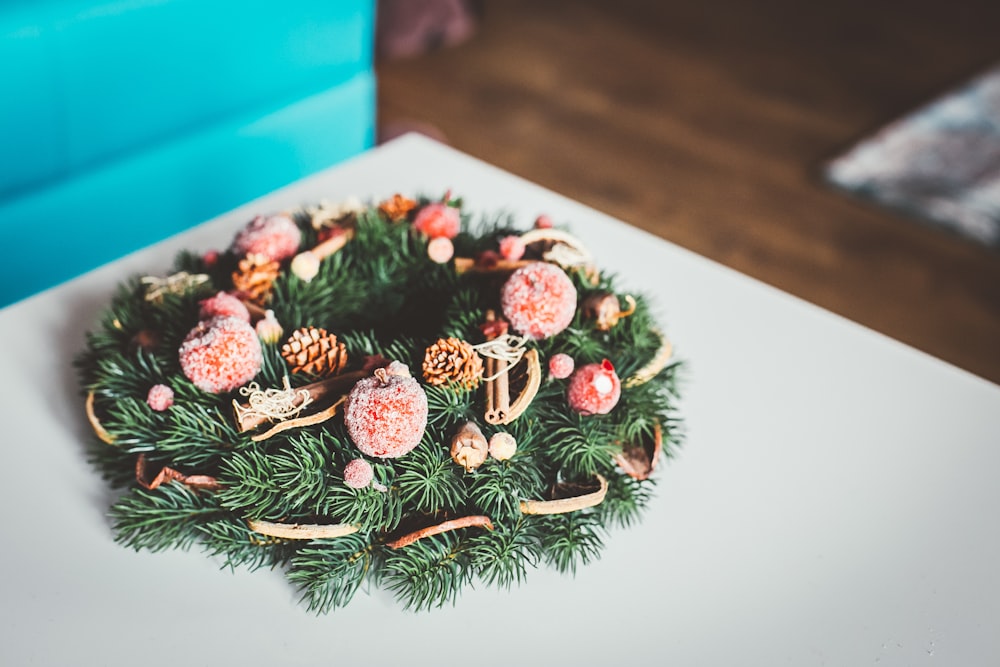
[466,519,541,589]
[598,474,657,528]
[535,512,605,576]
[110,483,223,552]
[270,252,369,331]
[468,458,545,524]
[103,380,243,468]
[379,533,469,611]
[287,534,373,613]
[86,348,166,400]
[395,436,467,515]
[145,290,210,353]
[198,518,296,571]
[320,480,404,533]
[256,343,293,388]
[544,412,619,478]
[548,325,609,366]
[86,439,140,488]
[216,435,337,521]
[424,384,477,430]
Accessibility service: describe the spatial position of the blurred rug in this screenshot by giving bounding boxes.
[826,65,1000,248]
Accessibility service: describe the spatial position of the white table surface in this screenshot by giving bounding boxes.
[2,134,998,666]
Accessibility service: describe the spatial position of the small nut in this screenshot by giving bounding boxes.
[488,432,517,461]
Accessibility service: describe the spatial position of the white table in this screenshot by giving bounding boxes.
[2,134,997,666]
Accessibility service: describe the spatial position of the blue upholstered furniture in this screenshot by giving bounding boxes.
[0,0,376,307]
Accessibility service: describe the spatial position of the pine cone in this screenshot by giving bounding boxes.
[232,253,279,305]
[281,327,348,376]
[422,337,483,389]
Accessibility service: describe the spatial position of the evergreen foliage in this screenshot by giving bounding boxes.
[75,194,684,612]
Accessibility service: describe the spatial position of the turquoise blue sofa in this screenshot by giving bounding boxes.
[0,0,376,307]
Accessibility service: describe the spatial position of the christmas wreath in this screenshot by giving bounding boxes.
[76,192,683,612]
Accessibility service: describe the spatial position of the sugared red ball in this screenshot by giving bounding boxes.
[203,249,220,267]
[534,214,554,229]
[498,235,526,261]
[344,366,428,459]
[179,316,263,394]
[343,459,375,489]
[548,353,575,379]
[146,384,174,411]
[231,213,302,262]
[412,203,460,239]
[500,262,577,339]
[199,291,250,322]
[567,359,621,415]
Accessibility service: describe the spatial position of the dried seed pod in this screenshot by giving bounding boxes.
[131,328,161,351]
[614,422,663,480]
[582,292,637,331]
[450,421,489,472]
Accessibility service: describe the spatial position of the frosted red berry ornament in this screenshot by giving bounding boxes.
[567,359,622,415]
[231,213,302,262]
[412,202,460,240]
[146,384,174,411]
[344,364,428,458]
[343,459,375,489]
[498,235,526,261]
[548,353,575,379]
[534,214,554,229]
[178,316,263,394]
[500,262,578,340]
[199,291,251,322]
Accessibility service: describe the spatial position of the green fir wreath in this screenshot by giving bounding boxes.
[75,192,683,612]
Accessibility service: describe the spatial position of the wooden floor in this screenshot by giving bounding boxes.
[378,0,1000,384]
